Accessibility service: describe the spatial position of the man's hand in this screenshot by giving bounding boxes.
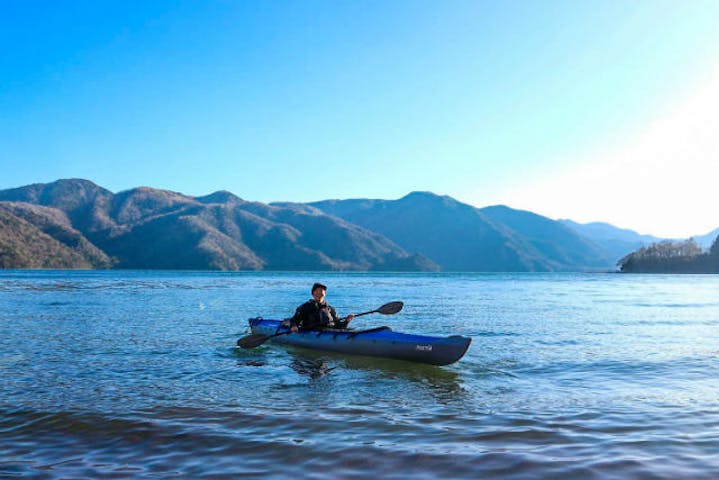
[291,326,299,333]
[345,314,355,324]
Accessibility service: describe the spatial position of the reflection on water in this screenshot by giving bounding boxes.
[234,343,468,404]
[289,355,337,380]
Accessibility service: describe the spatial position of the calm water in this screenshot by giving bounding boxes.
[2,271,719,479]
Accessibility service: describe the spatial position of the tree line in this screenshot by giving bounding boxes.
[618,236,719,273]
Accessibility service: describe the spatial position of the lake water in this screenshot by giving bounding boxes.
[2,271,719,479]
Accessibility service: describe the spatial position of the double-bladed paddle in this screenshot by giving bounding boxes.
[236,301,404,349]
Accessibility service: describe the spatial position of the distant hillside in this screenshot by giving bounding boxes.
[0,179,437,271]
[559,219,664,262]
[4,179,709,272]
[0,202,112,268]
[481,206,615,270]
[307,192,556,271]
[309,192,614,271]
[0,205,107,269]
[693,227,719,250]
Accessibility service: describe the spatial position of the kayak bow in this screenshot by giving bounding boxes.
[247,317,471,366]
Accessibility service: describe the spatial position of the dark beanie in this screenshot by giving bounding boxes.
[311,282,327,293]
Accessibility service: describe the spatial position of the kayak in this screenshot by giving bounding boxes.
[247,317,472,366]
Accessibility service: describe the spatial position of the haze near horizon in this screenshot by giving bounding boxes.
[2,1,718,238]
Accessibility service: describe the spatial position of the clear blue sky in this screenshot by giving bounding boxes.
[2,1,719,237]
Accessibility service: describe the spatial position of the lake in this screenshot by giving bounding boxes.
[2,271,719,479]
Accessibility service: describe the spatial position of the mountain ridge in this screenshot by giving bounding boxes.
[309,194,623,271]
[2,179,711,271]
[0,179,437,271]
[307,194,553,271]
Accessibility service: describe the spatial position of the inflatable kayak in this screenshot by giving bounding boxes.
[247,318,471,366]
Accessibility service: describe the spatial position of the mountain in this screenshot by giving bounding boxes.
[0,201,112,268]
[0,179,436,271]
[6,179,705,272]
[0,203,110,269]
[693,227,719,250]
[307,192,549,271]
[0,178,116,233]
[308,192,614,271]
[480,206,615,270]
[559,219,664,262]
[195,190,246,206]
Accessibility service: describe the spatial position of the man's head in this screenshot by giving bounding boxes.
[311,282,327,303]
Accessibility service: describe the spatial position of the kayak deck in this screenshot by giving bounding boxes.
[248,317,471,366]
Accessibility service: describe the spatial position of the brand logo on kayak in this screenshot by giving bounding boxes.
[415,345,433,351]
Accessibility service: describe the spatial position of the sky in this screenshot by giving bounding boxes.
[1,0,719,238]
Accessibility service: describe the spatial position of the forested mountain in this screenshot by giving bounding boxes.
[307,192,553,271]
[0,206,109,269]
[0,179,436,271]
[558,219,662,263]
[3,179,710,272]
[310,193,620,271]
[480,205,615,270]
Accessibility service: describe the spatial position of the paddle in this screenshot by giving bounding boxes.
[237,331,292,349]
[237,301,404,349]
[349,300,403,319]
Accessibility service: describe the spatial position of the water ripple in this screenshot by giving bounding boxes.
[3,271,719,478]
[3,407,719,479]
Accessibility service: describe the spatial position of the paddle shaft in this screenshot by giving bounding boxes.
[341,308,378,321]
[342,301,403,321]
[263,330,292,341]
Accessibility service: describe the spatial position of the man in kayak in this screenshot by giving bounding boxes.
[289,283,355,332]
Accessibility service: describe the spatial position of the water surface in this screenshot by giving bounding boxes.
[2,271,719,478]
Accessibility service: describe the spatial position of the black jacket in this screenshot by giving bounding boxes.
[290,299,348,330]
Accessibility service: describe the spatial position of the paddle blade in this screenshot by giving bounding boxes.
[377,301,403,315]
[237,333,271,349]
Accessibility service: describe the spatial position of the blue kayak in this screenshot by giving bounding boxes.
[248,318,471,366]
